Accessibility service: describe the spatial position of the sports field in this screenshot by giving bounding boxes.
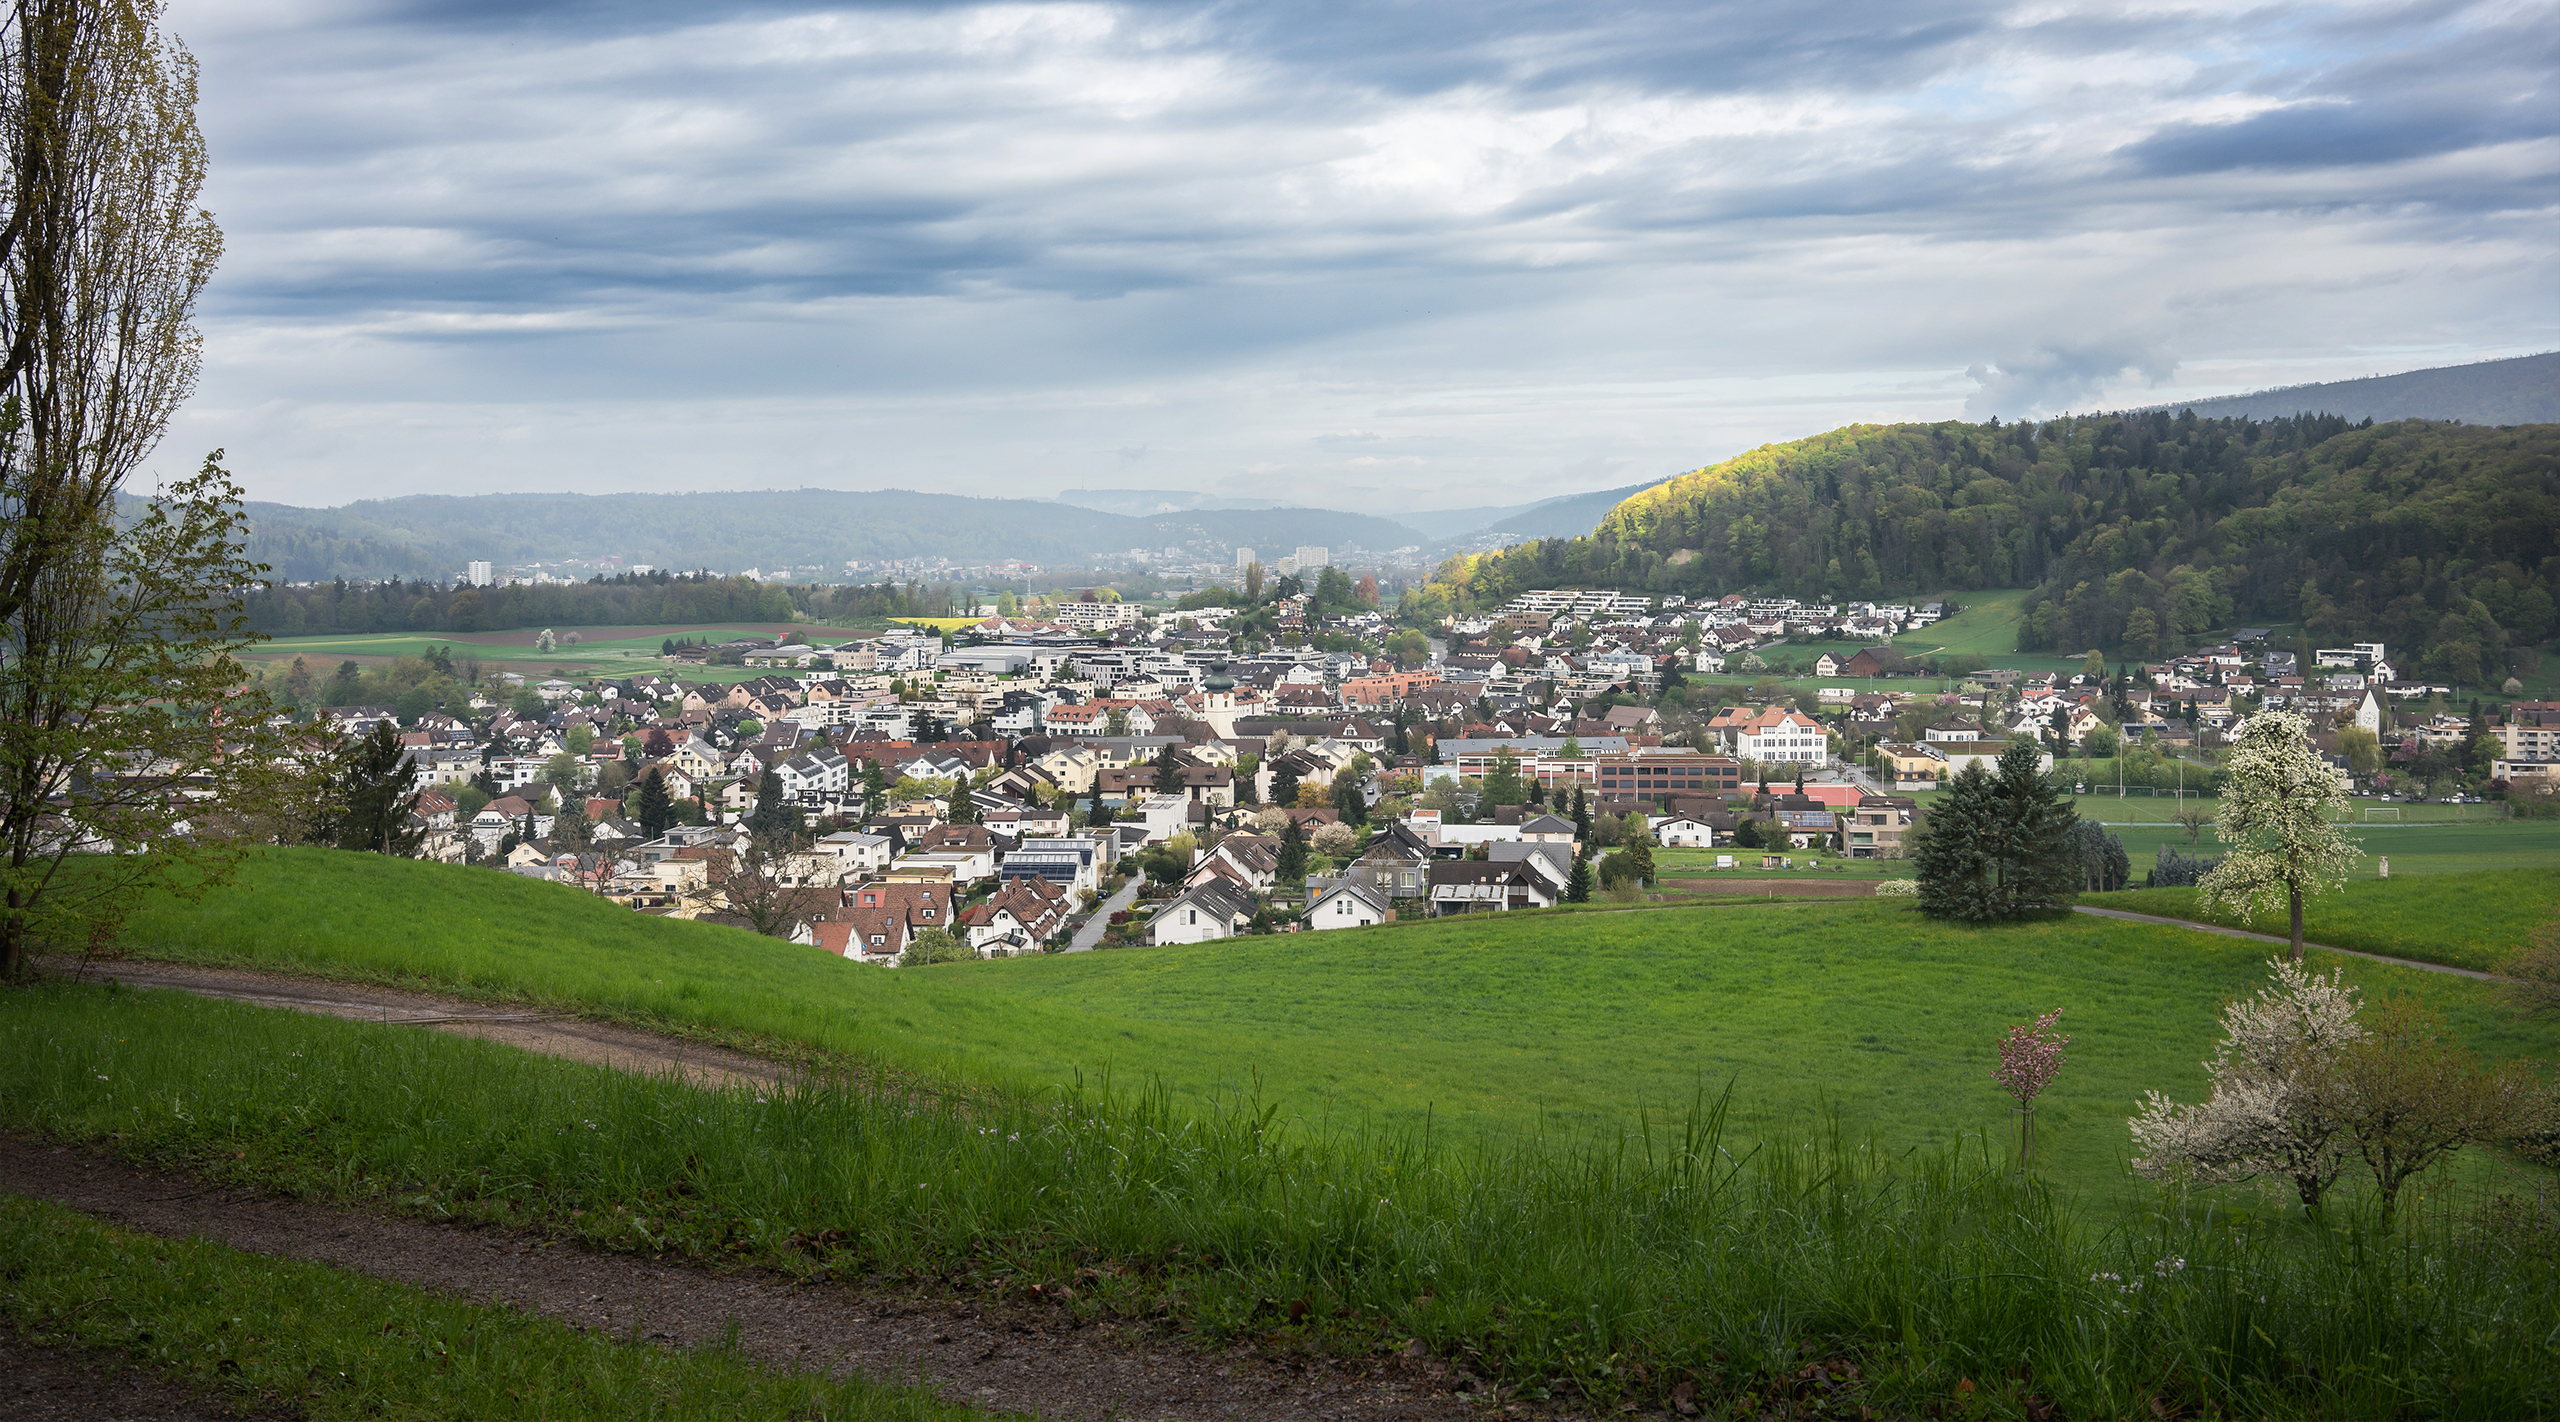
[107,849,2556,1200]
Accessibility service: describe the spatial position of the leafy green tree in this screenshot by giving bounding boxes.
[510,687,545,719]
[636,768,675,839]
[540,752,584,803]
[899,928,975,966]
[1482,750,1528,806]
[1598,841,1653,889]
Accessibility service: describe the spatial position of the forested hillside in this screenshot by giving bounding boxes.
[1416,415,2559,680]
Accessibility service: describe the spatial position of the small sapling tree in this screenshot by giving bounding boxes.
[1995,1008,2068,1169]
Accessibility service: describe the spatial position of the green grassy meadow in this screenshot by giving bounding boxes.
[244,623,817,673]
[109,850,2557,1200]
[0,1196,979,1422]
[1894,587,2031,658]
[2097,867,2557,973]
[10,955,2555,1417]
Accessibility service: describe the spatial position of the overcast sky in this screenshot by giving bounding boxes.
[160,0,2558,511]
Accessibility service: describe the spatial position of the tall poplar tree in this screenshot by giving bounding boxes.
[0,0,243,977]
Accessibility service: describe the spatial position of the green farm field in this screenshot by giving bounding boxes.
[106,849,2558,1201]
[2097,867,2559,974]
[1909,790,2560,878]
[244,623,821,671]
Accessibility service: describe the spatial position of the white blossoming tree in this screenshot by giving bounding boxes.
[2197,711,2360,959]
[2128,958,2364,1210]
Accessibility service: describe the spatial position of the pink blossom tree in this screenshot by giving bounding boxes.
[1995,1008,2069,1168]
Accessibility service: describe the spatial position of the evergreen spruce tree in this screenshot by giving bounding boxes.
[1277,817,1308,882]
[1330,771,1369,825]
[326,719,426,857]
[1270,759,1302,811]
[1566,848,1592,903]
[637,769,675,839]
[749,770,797,841]
[1915,740,2080,922]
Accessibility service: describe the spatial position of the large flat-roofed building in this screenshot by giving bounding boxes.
[1591,753,1739,797]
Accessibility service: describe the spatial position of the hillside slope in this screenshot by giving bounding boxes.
[1417,415,2559,674]
[107,848,2557,1194]
[2148,351,2559,425]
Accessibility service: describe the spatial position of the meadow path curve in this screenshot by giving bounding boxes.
[47,958,787,1091]
[2067,905,2513,982]
[0,1139,1490,1422]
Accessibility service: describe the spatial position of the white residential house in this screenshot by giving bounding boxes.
[1147,879,1256,945]
[775,747,852,809]
[1303,881,1388,930]
[1654,815,1717,848]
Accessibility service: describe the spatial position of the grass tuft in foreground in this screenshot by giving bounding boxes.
[5,981,2554,1419]
[0,1193,986,1421]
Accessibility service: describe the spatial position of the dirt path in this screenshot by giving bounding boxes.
[14,963,1504,1419]
[0,1321,279,1421]
[2067,906,2511,982]
[0,1142,1483,1422]
[48,958,784,1092]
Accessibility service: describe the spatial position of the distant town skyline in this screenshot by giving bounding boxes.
[162,0,2556,509]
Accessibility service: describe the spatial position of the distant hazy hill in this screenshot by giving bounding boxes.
[1053,488,1288,515]
[2149,351,2558,425]
[1461,478,1677,543]
[226,489,1428,584]
[1398,477,1679,547]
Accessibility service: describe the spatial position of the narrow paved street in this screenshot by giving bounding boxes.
[1066,870,1144,953]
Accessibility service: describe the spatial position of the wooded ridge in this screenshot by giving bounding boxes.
[1418,415,2558,678]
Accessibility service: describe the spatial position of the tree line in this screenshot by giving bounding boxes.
[241,571,995,638]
